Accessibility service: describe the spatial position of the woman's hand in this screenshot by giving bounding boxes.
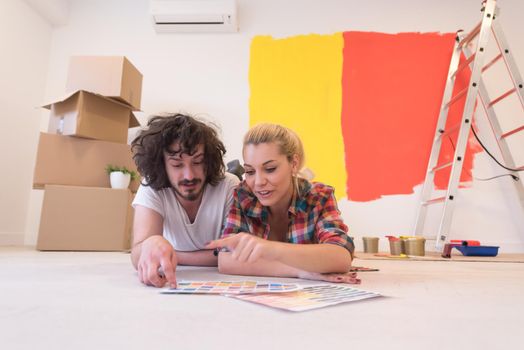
[206,233,279,263]
[298,270,361,284]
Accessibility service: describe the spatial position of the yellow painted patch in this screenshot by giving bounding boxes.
[249,34,346,197]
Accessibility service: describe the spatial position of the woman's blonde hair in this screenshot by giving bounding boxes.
[243,123,305,172]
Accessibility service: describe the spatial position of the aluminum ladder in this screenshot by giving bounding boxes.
[413,0,524,250]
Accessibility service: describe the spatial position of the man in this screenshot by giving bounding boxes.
[131,114,239,288]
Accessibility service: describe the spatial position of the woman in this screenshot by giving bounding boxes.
[206,123,358,283]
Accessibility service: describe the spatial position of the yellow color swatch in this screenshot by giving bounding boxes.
[249,34,346,197]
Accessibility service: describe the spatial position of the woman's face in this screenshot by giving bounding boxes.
[243,142,298,210]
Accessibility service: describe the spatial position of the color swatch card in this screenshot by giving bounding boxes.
[161,280,301,295]
[231,284,381,312]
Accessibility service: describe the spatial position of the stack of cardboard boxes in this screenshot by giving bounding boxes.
[34,56,143,251]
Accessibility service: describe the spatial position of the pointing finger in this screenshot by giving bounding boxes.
[205,238,227,249]
[205,236,239,250]
[161,258,177,288]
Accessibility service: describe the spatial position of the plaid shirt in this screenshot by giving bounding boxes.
[222,178,354,255]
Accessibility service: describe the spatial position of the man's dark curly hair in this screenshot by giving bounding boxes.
[131,113,226,191]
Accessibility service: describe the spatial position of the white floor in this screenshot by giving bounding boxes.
[1,247,523,350]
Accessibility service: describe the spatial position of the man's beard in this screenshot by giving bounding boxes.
[173,179,204,201]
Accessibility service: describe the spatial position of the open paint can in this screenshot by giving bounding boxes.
[402,236,426,256]
[362,237,379,253]
[386,236,402,255]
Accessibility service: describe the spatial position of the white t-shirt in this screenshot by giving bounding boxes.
[132,173,239,251]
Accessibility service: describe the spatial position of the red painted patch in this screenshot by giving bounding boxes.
[341,32,479,201]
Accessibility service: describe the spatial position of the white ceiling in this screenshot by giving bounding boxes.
[23,0,70,27]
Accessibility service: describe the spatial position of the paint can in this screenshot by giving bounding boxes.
[402,237,426,256]
[362,237,379,253]
[386,236,402,255]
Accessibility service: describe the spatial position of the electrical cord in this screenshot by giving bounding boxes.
[470,126,522,174]
[445,125,520,182]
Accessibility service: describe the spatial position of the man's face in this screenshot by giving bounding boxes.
[164,143,206,202]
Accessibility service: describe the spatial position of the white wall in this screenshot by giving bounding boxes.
[14,0,524,252]
[0,0,53,245]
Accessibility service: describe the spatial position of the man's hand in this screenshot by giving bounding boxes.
[206,233,278,263]
[137,235,178,288]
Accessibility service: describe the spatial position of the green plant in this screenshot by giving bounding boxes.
[105,164,138,180]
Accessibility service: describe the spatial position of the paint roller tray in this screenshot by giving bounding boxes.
[454,245,499,257]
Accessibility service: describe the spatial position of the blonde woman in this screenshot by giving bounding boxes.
[206,123,358,283]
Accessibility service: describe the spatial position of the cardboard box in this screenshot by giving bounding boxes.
[33,132,140,192]
[37,185,134,251]
[43,90,139,144]
[66,56,143,110]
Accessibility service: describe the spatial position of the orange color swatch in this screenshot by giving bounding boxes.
[341,32,480,201]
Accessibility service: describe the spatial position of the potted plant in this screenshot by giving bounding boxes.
[105,164,138,189]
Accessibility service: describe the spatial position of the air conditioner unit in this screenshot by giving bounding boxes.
[150,0,238,33]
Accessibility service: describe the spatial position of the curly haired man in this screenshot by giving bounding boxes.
[130,114,239,288]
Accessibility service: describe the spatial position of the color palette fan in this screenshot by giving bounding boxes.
[231,284,382,312]
[161,280,301,295]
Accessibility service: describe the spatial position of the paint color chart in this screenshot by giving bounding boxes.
[231,284,381,312]
[161,281,300,295]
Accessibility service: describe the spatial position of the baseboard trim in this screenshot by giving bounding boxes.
[0,233,25,246]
